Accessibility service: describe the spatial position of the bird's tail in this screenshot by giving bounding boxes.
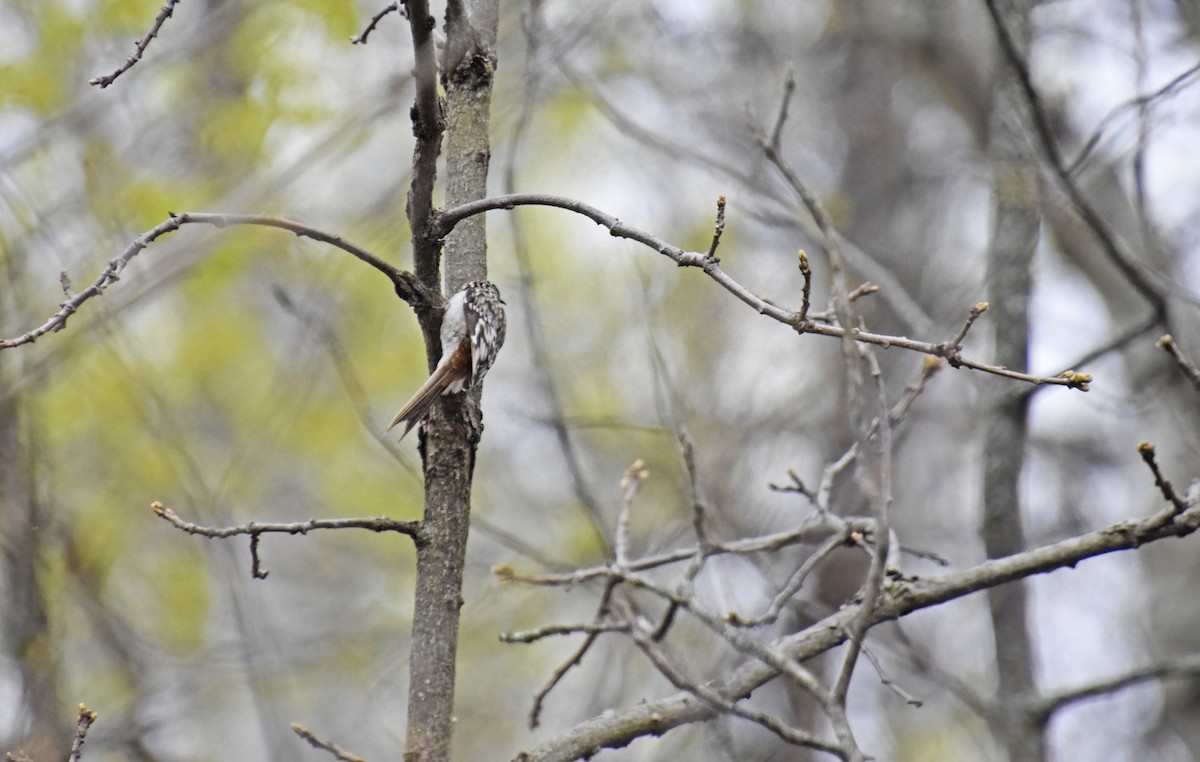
[387,363,455,439]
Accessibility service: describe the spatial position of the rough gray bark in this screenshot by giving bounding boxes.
[402,1,499,761]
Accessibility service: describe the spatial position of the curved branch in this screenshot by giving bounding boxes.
[1,212,432,351]
[1029,653,1200,724]
[351,2,403,45]
[435,195,1090,390]
[89,0,180,89]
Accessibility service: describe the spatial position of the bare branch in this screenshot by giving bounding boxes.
[833,348,894,702]
[525,633,600,730]
[846,282,879,303]
[981,0,1169,321]
[626,618,854,760]
[519,541,859,751]
[500,622,629,644]
[1136,442,1189,514]
[434,194,1088,390]
[351,2,405,45]
[859,643,923,708]
[940,302,989,364]
[1156,334,1200,391]
[516,579,621,729]
[705,195,727,259]
[616,460,648,568]
[515,500,1200,760]
[1067,61,1200,176]
[767,67,797,152]
[0,212,430,351]
[505,514,876,586]
[730,527,851,628]
[1029,654,1200,724]
[151,502,420,540]
[678,431,714,583]
[151,502,420,581]
[811,357,942,514]
[89,0,180,88]
[291,723,365,762]
[796,250,813,323]
[768,469,814,501]
[68,705,98,762]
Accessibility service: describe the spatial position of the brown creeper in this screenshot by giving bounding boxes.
[387,279,507,438]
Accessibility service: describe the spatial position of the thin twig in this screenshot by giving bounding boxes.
[615,574,860,755]
[982,0,1168,320]
[151,503,420,580]
[0,212,431,350]
[706,195,727,259]
[811,357,942,514]
[89,0,180,88]
[1029,653,1200,723]
[859,642,923,707]
[151,502,421,539]
[759,127,865,426]
[730,527,851,628]
[833,347,894,703]
[249,533,267,580]
[506,514,876,585]
[940,302,989,365]
[650,601,679,642]
[351,2,405,44]
[626,616,853,759]
[500,621,629,644]
[521,579,621,729]
[1022,312,1159,404]
[1136,442,1189,513]
[518,499,1200,760]
[892,621,991,718]
[1156,334,1200,390]
[68,705,98,762]
[1067,61,1200,176]
[434,194,1088,390]
[678,430,713,583]
[768,67,797,152]
[1131,0,1152,249]
[527,634,600,729]
[797,250,813,323]
[290,723,365,762]
[768,469,814,501]
[846,282,879,303]
[616,460,648,568]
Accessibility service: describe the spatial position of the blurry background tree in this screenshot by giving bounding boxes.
[2,1,1200,761]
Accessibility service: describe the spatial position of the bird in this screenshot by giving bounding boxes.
[387,279,506,438]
